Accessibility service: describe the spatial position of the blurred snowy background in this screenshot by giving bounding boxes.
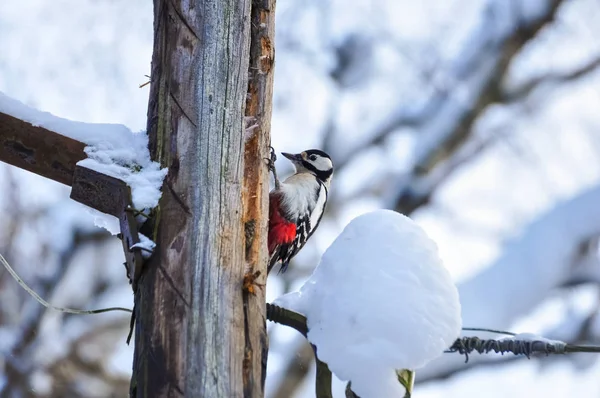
[1,0,600,397]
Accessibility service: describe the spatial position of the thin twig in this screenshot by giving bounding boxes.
[1,254,132,314]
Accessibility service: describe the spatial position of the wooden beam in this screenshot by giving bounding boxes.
[0,111,144,292]
[0,111,85,186]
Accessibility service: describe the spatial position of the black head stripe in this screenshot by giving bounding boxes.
[301,161,333,181]
[315,168,333,181]
[304,149,331,159]
[301,149,333,181]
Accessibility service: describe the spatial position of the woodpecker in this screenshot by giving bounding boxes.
[267,149,334,274]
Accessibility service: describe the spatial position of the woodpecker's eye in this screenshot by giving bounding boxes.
[309,155,317,161]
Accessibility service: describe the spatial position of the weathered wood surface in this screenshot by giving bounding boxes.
[242,0,277,393]
[131,0,273,396]
[0,111,85,186]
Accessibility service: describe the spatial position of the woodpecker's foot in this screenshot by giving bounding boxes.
[265,146,281,189]
[264,146,276,170]
[243,270,264,295]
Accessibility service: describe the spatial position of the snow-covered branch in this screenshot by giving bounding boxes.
[272,210,461,398]
[267,182,600,395]
[267,301,600,358]
[268,303,600,389]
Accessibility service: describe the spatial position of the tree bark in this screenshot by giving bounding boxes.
[131,0,272,396]
[242,0,276,394]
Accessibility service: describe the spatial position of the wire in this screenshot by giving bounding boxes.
[0,253,132,315]
[461,327,516,336]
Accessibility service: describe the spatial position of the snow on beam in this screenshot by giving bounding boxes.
[0,110,86,186]
[0,91,167,234]
[0,92,155,286]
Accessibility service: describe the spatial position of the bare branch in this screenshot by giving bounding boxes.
[0,229,113,396]
[315,350,333,398]
[503,54,600,102]
[390,0,566,214]
[271,342,314,398]
[267,304,335,397]
[267,302,308,337]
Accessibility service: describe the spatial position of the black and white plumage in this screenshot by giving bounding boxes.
[267,149,334,274]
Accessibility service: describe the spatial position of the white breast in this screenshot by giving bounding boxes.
[279,173,322,222]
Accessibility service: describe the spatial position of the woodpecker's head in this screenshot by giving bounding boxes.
[281,149,334,183]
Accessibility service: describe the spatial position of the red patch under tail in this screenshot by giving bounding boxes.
[268,192,296,255]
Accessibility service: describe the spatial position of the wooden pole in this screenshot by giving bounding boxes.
[242,0,277,393]
[131,0,273,396]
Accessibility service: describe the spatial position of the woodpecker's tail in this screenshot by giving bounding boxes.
[278,262,290,274]
[268,246,292,275]
[267,249,280,275]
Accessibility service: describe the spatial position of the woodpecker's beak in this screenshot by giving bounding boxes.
[281,152,303,163]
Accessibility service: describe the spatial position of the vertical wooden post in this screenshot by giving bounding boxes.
[130,0,272,396]
[243,0,275,397]
[242,0,276,394]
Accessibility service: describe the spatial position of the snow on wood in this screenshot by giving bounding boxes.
[129,233,156,259]
[275,209,462,398]
[503,333,566,346]
[0,91,167,234]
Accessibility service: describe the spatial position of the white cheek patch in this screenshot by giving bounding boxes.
[311,157,332,172]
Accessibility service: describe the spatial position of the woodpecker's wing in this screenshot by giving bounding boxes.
[267,177,329,275]
[287,182,328,261]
